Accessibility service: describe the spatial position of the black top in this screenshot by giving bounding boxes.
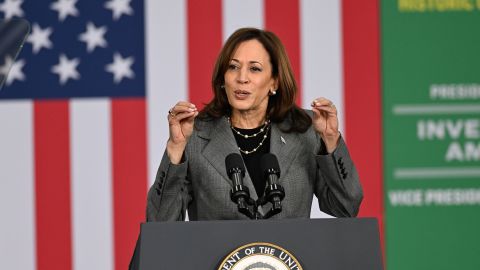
[231,125,271,198]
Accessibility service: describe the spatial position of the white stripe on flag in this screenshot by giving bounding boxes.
[0,101,36,270]
[300,0,341,218]
[223,0,264,41]
[300,0,344,133]
[70,99,113,270]
[146,0,188,186]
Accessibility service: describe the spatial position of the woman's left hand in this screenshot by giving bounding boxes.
[311,97,340,153]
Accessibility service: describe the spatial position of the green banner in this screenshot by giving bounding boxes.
[382,0,480,269]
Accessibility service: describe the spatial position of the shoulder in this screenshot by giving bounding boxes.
[303,109,314,118]
[275,108,313,133]
[192,116,227,139]
[194,115,223,130]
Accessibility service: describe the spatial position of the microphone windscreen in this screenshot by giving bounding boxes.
[260,153,280,175]
[225,153,245,173]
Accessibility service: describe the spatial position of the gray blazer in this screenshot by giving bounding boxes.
[147,114,363,221]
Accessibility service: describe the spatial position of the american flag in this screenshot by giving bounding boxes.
[0,1,382,270]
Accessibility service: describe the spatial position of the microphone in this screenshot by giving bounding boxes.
[225,153,255,219]
[225,153,245,188]
[260,153,285,218]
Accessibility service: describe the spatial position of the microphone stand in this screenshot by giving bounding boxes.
[258,181,285,219]
[226,153,285,220]
[230,182,285,220]
[230,183,257,219]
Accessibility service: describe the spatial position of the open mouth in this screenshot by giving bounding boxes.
[234,90,250,99]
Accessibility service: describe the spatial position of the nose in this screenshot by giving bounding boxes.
[236,67,249,84]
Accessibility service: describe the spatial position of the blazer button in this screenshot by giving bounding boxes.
[337,158,344,166]
[342,172,348,179]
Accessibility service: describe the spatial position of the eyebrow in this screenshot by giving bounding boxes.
[231,58,264,66]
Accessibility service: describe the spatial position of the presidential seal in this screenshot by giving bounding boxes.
[217,242,303,270]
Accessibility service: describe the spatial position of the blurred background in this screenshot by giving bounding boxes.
[0,0,479,269]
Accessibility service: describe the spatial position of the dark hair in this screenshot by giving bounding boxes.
[198,27,311,133]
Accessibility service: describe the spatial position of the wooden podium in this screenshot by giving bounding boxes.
[130,218,383,269]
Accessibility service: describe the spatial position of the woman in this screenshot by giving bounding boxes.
[147,27,363,221]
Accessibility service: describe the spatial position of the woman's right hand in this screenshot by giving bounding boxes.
[167,101,198,164]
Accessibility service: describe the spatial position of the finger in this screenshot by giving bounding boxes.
[311,108,328,120]
[185,111,199,122]
[311,97,332,107]
[168,110,197,123]
[170,103,197,116]
[174,101,197,110]
[311,97,336,113]
[312,104,337,115]
[171,103,197,112]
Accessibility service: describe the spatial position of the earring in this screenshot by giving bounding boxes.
[269,89,277,95]
[221,85,225,89]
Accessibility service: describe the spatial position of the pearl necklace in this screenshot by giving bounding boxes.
[229,118,270,138]
[228,117,271,155]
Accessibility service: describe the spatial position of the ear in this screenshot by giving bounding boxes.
[271,77,279,91]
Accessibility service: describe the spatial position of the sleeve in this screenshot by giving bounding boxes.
[146,150,192,222]
[314,135,364,217]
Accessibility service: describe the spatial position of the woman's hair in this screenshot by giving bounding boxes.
[198,27,311,133]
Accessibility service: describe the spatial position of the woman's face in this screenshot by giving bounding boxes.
[224,39,277,116]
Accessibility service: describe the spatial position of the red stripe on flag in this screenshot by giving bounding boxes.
[111,99,148,270]
[187,0,223,109]
[264,0,302,105]
[34,100,72,270]
[342,0,384,246]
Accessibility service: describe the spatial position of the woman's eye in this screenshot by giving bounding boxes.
[250,66,262,72]
[228,64,239,70]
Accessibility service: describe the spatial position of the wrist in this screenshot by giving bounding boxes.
[167,140,186,164]
[322,132,340,154]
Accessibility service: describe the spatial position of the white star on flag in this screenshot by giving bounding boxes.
[50,0,79,22]
[0,0,24,20]
[51,54,80,85]
[105,52,134,84]
[26,23,53,54]
[104,0,133,21]
[0,56,26,86]
[78,22,108,53]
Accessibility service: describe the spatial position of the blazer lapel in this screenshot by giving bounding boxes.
[199,118,259,201]
[270,123,302,184]
[254,122,302,215]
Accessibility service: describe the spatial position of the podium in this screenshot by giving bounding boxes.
[131,218,383,269]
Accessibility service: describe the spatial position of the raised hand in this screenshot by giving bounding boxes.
[311,97,340,153]
[167,101,198,163]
